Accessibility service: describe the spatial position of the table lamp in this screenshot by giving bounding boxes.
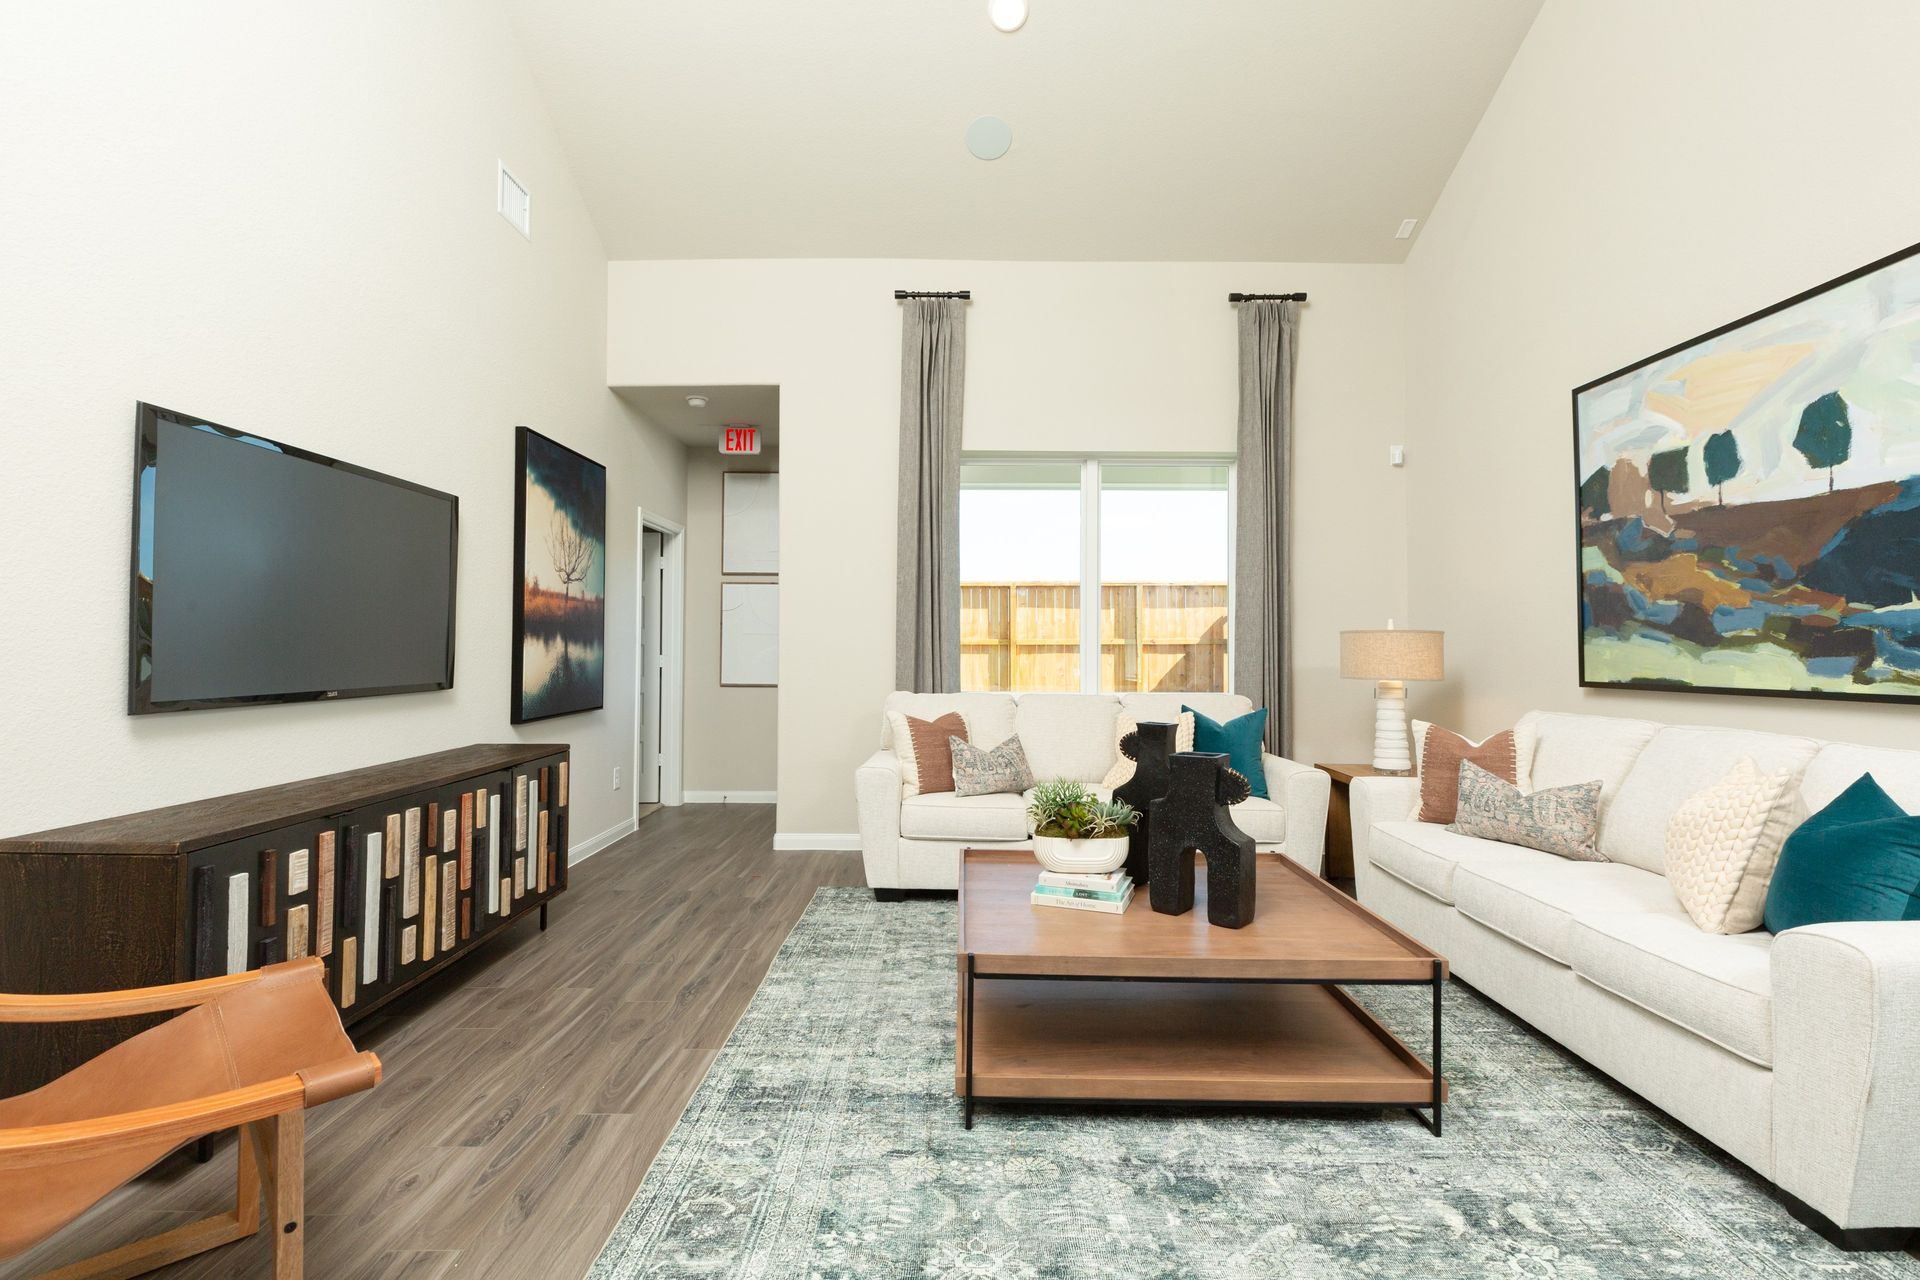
[1339,624,1444,775]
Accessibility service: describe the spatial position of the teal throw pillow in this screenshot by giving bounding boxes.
[1184,705,1269,799]
[1763,773,1920,934]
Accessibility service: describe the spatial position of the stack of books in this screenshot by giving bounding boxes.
[1030,867,1134,914]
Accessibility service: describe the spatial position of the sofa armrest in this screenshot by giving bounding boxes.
[1263,754,1330,876]
[1347,775,1421,902]
[1773,921,1920,1233]
[854,750,905,890]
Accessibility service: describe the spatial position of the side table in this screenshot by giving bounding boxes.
[1315,763,1413,888]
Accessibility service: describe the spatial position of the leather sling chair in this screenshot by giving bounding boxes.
[0,958,380,1280]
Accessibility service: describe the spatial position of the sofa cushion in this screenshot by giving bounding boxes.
[1567,913,1774,1066]
[1188,705,1271,798]
[1602,726,1819,873]
[1665,758,1802,934]
[899,791,1031,841]
[1013,695,1120,784]
[1229,796,1287,846]
[1414,723,1518,823]
[1450,762,1604,861]
[1121,692,1251,726]
[880,693,1016,751]
[1368,821,1547,904]
[1801,742,1920,814]
[1513,711,1660,824]
[1452,859,1686,965]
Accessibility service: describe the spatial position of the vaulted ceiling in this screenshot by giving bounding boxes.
[505,0,1542,262]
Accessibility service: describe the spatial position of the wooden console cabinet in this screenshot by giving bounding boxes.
[0,743,570,1097]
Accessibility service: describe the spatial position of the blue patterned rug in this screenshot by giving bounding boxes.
[590,889,1919,1279]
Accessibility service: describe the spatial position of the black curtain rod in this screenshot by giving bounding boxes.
[1229,292,1307,303]
[894,289,971,300]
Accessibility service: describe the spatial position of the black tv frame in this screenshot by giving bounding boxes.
[128,402,459,714]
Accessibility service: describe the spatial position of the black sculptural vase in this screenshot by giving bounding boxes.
[1147,752,1257,929]
[1112,721,1179,885]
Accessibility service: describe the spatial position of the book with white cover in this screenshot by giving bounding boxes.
[1030,887,1133,915]
[1036,869,1128,892]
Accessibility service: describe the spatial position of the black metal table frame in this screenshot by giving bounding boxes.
[960,955,1444,1134]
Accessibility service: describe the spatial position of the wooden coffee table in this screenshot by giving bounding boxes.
[956,848,1448,1131]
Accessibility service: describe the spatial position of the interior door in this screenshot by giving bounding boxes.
[639,528,664,804]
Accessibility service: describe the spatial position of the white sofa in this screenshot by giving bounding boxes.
[1351,709,1920,1249]
[856,691,1330,894]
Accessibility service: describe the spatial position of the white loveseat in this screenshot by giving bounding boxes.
[856,691,1330,894]
[1351,710,1920,1249]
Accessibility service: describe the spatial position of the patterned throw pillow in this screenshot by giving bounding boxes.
[1450,761,1606,861]
[1665,758,1799,934]
[1100,713,1196,788]
[1413,723,1518,823]
[887,711,969,798]
[949,734,1036,798]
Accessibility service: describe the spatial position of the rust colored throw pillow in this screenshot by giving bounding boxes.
[887,711,970,797]
[1416,723,1518,823]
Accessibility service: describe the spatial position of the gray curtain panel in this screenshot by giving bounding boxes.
[1233,299,1299,756]
[895,297,967,692]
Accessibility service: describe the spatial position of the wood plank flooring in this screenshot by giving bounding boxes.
[2,804,864,1280]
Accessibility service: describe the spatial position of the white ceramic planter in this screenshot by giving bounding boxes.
[1032,834,1129,875]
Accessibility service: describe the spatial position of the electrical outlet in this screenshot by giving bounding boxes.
[613,766,622,791]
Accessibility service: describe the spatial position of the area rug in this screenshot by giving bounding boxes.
[590,889,1919,1279]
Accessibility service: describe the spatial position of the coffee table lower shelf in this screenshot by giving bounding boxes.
[955,975,1444,1130]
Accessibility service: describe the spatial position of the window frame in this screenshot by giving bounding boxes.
[958,454,1236,694]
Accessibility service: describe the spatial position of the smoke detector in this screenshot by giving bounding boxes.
[685,394,709,410]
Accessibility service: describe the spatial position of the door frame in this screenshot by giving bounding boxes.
[633,508,687,815]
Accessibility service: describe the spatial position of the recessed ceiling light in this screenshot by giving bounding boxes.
[965,116,1013,161]
[988,0,1027,33]
[685,394,709,410]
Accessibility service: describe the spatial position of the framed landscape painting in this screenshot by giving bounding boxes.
[512,426,607,722]
[1575,240,1920,704]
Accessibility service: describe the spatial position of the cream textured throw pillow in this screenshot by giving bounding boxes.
[1100,712,1195,788]
[1665,758,1800,934]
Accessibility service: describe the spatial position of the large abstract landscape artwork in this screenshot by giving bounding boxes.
[512,426,607,723]
[1576,242,1920,704]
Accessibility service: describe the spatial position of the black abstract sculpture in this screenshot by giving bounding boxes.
[1113,721,1180,885]
[1147,752,1257,929]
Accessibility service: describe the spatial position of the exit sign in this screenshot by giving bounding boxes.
[719,424,761,455]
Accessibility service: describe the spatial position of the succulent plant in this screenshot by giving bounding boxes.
[1027,780,1138,840]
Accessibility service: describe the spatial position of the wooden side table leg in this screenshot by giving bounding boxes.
[963,953,976,1131]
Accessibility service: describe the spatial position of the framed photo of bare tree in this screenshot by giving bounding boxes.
[511,426,607,723]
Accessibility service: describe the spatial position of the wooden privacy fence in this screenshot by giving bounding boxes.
[960,582,1228,693]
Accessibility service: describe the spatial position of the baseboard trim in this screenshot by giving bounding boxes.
[568,817,637,867]
[772,832,861,852]
[684,790,778,805]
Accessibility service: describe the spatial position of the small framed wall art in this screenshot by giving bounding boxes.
[512,427,608,722]
[720,581,778,687]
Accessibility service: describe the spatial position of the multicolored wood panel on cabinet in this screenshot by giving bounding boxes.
[0,745,570,1097]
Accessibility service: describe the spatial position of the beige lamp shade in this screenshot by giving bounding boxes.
[1340,629,1444,681]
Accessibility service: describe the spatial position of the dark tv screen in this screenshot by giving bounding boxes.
[130,403,457,713]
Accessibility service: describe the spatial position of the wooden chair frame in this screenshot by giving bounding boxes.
[0,961,377,1280]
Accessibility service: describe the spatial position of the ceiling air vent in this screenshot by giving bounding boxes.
[498,162,530,239]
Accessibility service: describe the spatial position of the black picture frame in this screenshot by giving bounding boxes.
[510,425,608,723]
[128,402,458,715]
[1572,238,1920,707]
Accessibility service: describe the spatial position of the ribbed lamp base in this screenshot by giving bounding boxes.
[1370,679,1413,775]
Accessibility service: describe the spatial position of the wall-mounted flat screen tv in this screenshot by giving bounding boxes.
[130,403,458,713]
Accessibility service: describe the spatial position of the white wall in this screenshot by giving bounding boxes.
[684,447,779,796]
[608,260,1409,839]
[0,2,686,847]
[1403,0,1920,744]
